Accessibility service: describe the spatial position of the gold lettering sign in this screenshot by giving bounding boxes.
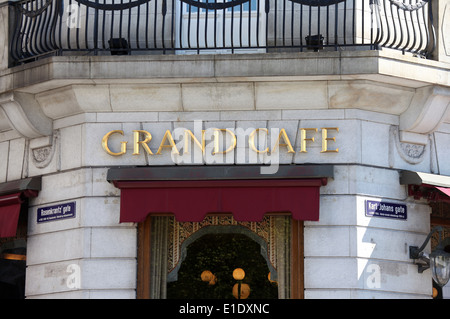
[321,127,339,153]
[184,129,206,154]
[101,127,339,156]
[156,130,179,155]
[272,128,295,154]
[249,128,269,154]
[299,128,318,153]
[213,129,236,155]
[102,130,127,156]
[133,130,153,155]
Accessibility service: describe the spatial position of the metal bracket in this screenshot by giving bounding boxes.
[410,246,431,273]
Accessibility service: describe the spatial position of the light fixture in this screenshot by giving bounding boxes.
[232,282,250,299]
[409,226,450,287]
[232,268,245,281]
[305,34,324,52]
[108,38,130,56]
[232,268,249,299]
[200,270,216,285]
[201,270,213,282]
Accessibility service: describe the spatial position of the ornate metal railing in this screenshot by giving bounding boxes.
[9,0,436,65]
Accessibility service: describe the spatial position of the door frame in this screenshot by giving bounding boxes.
[136,214,304,299]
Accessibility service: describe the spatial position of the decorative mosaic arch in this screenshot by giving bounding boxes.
[166,215,283,282]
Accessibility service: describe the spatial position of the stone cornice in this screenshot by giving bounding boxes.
[0,50,449,142]
[1,50,448,94]
[0,92,52,138]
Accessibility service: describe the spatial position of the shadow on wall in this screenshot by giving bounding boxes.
[358,197,433,298]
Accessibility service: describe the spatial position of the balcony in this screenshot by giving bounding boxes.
[8,0,437,66]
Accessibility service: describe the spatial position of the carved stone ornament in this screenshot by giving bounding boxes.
[31,131,59,169]
[390,125,426,166]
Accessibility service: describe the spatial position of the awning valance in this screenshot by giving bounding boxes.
[0,193,24,238]
[400,171,450,203]
[108,165,333,223]
[0,177,41,238]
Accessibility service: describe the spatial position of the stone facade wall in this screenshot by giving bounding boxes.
[1,102,444,298]
[0,0,449,297]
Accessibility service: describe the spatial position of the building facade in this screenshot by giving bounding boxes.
[0,0,449,299]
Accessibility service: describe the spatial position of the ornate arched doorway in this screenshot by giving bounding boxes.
[137,214,302,299]
[167,231,278,299]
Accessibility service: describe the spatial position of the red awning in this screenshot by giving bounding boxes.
[113,178,326,223]
[406,184,450,203]
[436,186,450,198]
[0,178,41,238]
[0,193,24,238]
[400,171,450,204]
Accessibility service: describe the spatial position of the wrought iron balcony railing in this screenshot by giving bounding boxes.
[9,0,436,65]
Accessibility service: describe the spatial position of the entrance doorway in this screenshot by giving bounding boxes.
[0,209,28,299]
[167,233,277,299]
[137,214,304,299]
